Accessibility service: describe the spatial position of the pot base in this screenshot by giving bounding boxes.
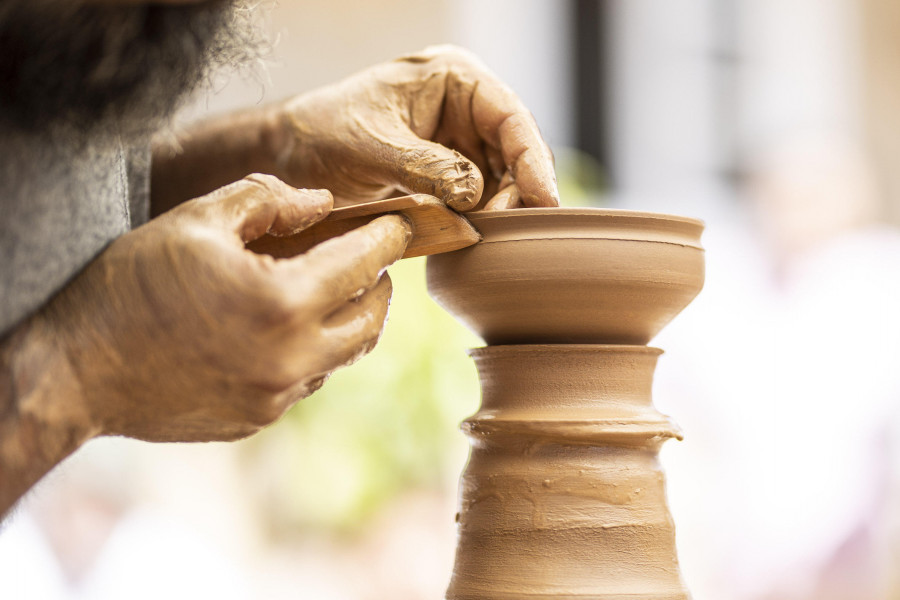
[446,345,689,600]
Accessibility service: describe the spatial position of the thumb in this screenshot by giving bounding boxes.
[186,174,334,243]
[386,134,485,212]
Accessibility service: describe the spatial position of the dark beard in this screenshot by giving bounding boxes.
[0,0,266,141]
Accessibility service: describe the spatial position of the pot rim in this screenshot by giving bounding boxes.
[468,206,703,225]
[467,344,665,358]
[462,207,705,249]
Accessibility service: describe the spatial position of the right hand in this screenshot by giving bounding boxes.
[41,173,411,443]
[274,45,560,212]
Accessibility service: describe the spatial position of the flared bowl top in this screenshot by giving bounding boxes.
[426,207,706,345]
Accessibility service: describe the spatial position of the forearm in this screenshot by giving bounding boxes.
[0,317,95,519]
[150,104,288,216]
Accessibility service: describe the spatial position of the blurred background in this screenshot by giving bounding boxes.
[3,0,900,598]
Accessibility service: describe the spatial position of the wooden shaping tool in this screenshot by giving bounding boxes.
[247,194,481,260]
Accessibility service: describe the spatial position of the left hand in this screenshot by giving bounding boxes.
[271,45,560,212]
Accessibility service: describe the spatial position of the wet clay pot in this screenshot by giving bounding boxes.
[425,208,705,600]
[450,346,685,600]
[426,208,705,345]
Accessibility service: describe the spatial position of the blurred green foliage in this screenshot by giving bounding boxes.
[250,257,481,536]
[554,147,608,207]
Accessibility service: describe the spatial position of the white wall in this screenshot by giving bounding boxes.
[181,0,573,153]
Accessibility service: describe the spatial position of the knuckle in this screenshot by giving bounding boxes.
[380,272,394,294]
[254,284,303,328]
[279,374,329,407]
[224,387,285,430]
[243,364,305,419]
[339,337,379,369]
[235,173,293,207]
[264,360,299,391]
[305,374,330,395]
[242,172,285,193]
[426,43,474,64]
[221,270,298,330]
[200,177,266,205]
[362,309,389,344]
[245,397,286,427]
[171,196,214,221]
[360,329,383,357]
[400,45,481,79]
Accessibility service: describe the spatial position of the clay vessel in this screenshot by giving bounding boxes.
[446,345,687,600]
[426,208,705,345]
[426,208,704,599]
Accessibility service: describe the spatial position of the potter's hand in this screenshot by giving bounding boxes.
[274,45,560,212]
[38,174,410,443]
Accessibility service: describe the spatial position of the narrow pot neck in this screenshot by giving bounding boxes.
[466,344,680,447]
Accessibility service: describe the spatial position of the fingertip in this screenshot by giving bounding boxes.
[271,187,334,236]
[484,185,521,211]
[446,188,481,212]
[513,154,561,208]
[544,180,563,207]
[398,213,413,237]
[371,214,413,250]
[544,175,562,207]
[398,144,484,212]
[521,187,560,208]
[293,187,334,221]
[375,270,393,294]
[520,193,560,208]
[444,157,484,212]
[300,187,335,207]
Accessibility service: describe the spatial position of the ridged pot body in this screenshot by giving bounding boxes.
[426,208,705,345]
[446,346,689,600]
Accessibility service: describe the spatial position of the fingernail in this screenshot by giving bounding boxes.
[398,214,413,241]
[446,181,479,211]
[522,192,542,207]
[549,180,562,205]
[442,152,483,211]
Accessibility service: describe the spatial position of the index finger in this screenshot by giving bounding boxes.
[279,215,412,310]
[465,71,559,208]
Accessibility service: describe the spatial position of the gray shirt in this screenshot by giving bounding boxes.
[0,132,150,337]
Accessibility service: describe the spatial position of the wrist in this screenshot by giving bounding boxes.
[259,102,295,179]
[151,103,296,215]
[1,315,97,516]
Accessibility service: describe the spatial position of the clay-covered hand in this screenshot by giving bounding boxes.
[43,174,410,443]
[272,45,560,212]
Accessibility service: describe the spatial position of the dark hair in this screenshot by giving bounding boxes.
[0,0,264,138]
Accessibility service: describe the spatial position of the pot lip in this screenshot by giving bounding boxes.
[461,207,705,249]
[465,207,704,227]
[468,344,664,358]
